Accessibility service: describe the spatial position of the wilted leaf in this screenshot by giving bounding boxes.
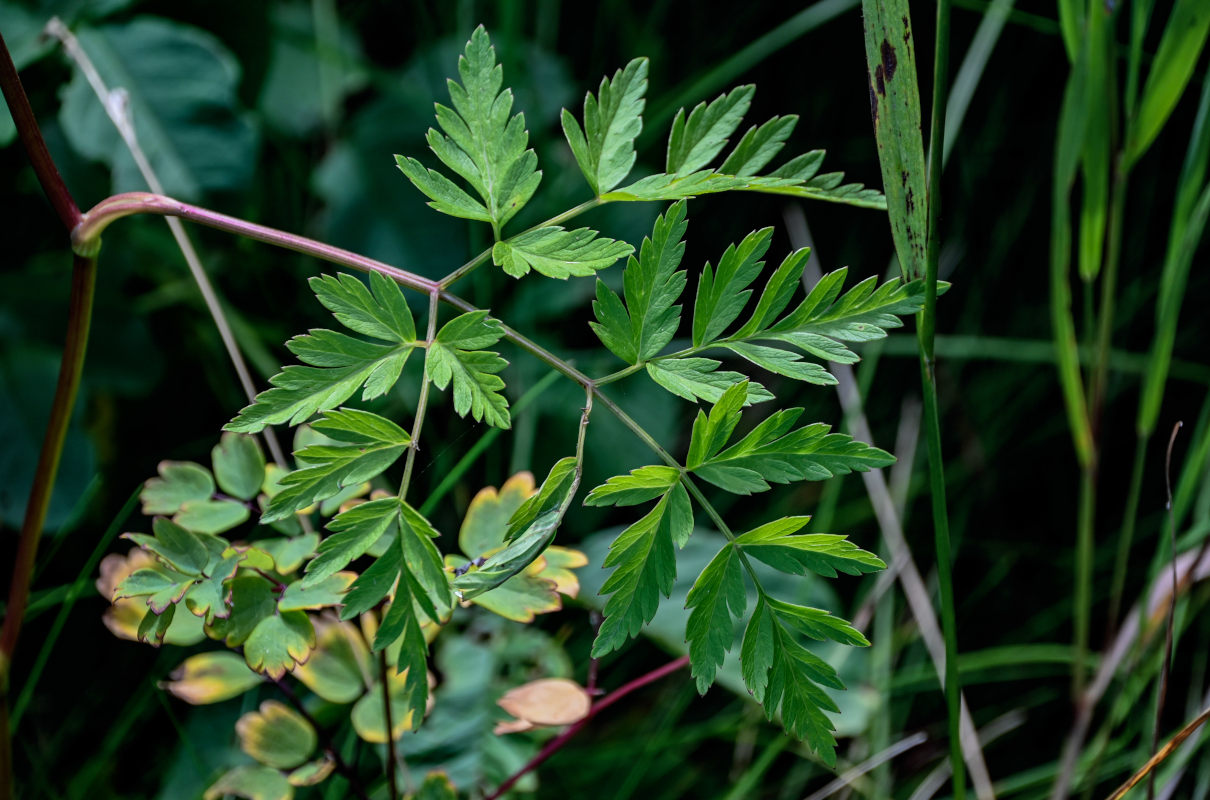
[161,651,263,704]
[496,678,591,729]
[236,699,317,769]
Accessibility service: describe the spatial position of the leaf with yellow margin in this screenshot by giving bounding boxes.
[294,617,370,703]
[161,651,263,704]
[236,699,317,769]
[204,765,292,800]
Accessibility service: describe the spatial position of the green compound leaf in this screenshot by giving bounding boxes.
[123,517,211,576]
[206,574,277,647]
[741,597,846,766]
[723,342,836,386]
[685,542,745,693]
[184,549,243,623]
[426,311,510,429]
[278,571,356,612]
[734,517,885,578]
[667,85,754,176]
[236,699,317,769]
[141,460,214,515]
[398,502,454,624]
[226,274,419,433]
[339,543,401,620]
[371,553,433,730]
[204,765,292,800]
[304,496,399,588]
[689,383,894,495]
[162,651,263,705]
[590,200,689,365]
[720,115,798,176]
[491,226,633,279]
[598,88,884,209]
[592,482,692,657]
[136,602,178,646]
[244,610,316,679]
[212,433,266,501]
[397,25,540,234]
[584,465,680,507]
[646,357,771,405]
[262,409,410,523]
[311,271,416,344]
[561,57,649,195]
[692,227,773,347]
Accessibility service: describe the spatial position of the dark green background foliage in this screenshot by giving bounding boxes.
[3,0,1210,797]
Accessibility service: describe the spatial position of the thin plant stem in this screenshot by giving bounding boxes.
[484,656,689,800]
[45,17,290,469]
[400,291,440,501]
[1150,422,1183,799]
[378,650,399,800]
[1074,463,1096,698]
[437,197,603,290]
[922,0,964,793]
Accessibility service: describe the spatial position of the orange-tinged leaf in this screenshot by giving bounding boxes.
[236,699,317,769]
[496,678,591,728]
[161,651,263,704]
[535,546,588,598]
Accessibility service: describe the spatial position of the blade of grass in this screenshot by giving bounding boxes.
[943,0,1015,166]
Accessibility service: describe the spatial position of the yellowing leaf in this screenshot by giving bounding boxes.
[236,699,317,769]
[496,678,591,730]
[286,757,335,787]
[161,651,263,704]
[97,551,205,646]
[204,765,292,800]
[351,667,420,743]
[535,546,588,598]
[458,472,536,557]
[294,617,370,704]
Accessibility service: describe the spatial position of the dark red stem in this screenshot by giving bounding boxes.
[484,656,689,800]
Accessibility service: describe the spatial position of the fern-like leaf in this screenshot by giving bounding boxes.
[688,382,894,494]
[492,226,633,279]
[590,200,689,364]
[562,57,648,195]
[226,273,418,433]
[396,25,540,235]
[262,409,410,523]
[425,311,511,429]
[591,483,692,657]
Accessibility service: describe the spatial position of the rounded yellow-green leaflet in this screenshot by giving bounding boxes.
[160,651,263,704]
[235,699,317,770]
